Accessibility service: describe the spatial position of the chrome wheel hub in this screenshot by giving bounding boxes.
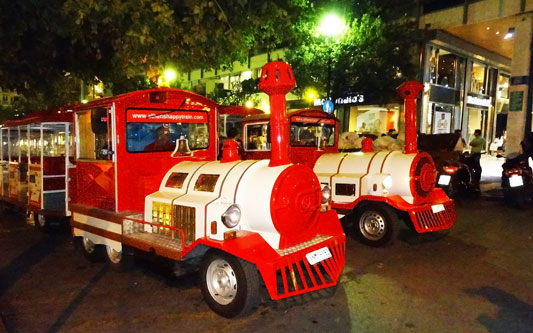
[106,246,122,264]
[359,211,386,240]
[37,214,46,227]
[82,237,95,254]
[206,259,237,305]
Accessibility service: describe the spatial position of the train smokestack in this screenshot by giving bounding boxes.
[396,81,424,154]
[258,62,296,167]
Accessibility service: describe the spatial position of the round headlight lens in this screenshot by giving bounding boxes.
[321,185,332,204]
[382,175,393,189]
[221,204,241,228]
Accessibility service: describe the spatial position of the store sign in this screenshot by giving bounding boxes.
[509,91,524,111]
[314,94,364,107]
[466,94,491,108]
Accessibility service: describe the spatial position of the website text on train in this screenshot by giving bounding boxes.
[228,81,456,247]
[69,61,346,318]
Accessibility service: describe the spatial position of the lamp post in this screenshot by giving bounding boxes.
[317,13,347,99]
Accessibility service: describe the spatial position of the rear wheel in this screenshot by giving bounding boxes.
[33,213,49,231]
[105,245,134,271]
[353,203,400,247]
[200,251,260,318]
[79,237,105,262]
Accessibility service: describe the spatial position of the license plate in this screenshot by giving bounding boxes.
[306,247,332,265]
[438,174,451,186]
[509,175,524,187]
[432,204,445,213]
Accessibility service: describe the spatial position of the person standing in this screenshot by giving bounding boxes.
[469,129,486,187]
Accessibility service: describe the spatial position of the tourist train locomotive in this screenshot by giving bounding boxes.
[68,61,345,318]
[0,108,73,229]
[237,81,456,246]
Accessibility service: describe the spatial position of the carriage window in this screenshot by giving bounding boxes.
[245,123,269,151]
[165,172,188,189]
[126,109,209,153]
[1,128,7,161]
[290,118,335,147]
[19,126,28,159]
[9,127,19,161]
[194,174,219,192]
[77,108,110,160]
[42,124,69,157]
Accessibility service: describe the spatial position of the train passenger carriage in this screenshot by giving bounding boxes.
[0,108,73,229]
[70,61,346,318]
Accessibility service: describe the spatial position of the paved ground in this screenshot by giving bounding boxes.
[1,196,532,332]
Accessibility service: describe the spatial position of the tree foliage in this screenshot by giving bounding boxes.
[0,0,309,112]
[286,0,419,105]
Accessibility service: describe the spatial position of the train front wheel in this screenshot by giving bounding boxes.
[353,203,400,247]
[200,250,260,318]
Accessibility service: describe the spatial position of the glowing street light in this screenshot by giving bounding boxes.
[316,13,347,99]
[317,13,347,39]
[164,69,177,82]
[158,68,178,87]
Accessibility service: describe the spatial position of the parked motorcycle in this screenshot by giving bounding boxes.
[419,133,478,199]
[501,133,533,208]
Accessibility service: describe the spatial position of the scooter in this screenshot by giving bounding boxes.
[501,154,533,208]
[437,152,479,199]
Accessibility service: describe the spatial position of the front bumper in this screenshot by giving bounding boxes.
[257,233,345,300]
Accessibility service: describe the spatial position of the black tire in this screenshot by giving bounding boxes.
[33,212,49,231]
[78,236,105,263]
[353,203,400,247]
[200,250,260,318]
[105,244,135,271]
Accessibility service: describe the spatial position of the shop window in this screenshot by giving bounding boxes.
[349,105,400,135]
[429,103,460,134]
[471,62,486,94]
[429,47,463,89]
[497,74,510,100]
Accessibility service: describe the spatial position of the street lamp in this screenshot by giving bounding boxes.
[317,13,347,39]
[317,13,347,99]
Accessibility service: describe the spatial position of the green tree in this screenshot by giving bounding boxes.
[286,0,419,105]
[0,0,310,113]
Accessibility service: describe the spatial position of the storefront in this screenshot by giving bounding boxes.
[421,41,510,148]
[313,95,402,136]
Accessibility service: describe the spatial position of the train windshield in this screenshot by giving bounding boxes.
[290,117,336,147]
[125,109,209,153]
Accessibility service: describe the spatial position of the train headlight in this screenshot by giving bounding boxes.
[382,175,393,190]
[221,204,241,228]
[321,185,332,204]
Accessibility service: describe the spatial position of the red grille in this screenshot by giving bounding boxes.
[268,236,345,300]
[412,200,455,233]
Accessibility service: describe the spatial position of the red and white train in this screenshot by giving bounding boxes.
[0,108,73,229]
[67,61,345,317]
[235,81,456,246]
